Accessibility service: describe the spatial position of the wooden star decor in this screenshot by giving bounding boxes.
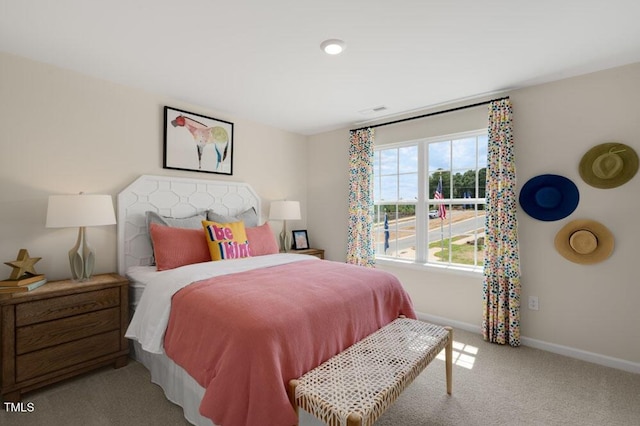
[4,249,42,280]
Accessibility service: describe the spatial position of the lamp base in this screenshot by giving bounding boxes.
[279,230,291,253]
[279,221,291,253]
[69,227,95,281]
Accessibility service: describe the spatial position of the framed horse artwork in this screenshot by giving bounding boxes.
[163,106,234,175]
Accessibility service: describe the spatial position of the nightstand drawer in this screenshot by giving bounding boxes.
[16,330,121,382]
[16,288,120,326]
[16,307,120,355]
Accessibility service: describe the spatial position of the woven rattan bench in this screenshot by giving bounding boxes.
[288,318,453,426]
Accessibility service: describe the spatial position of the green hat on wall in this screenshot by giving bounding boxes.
[579,142,638,189]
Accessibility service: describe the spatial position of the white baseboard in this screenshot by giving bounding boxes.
[416,311,640,375]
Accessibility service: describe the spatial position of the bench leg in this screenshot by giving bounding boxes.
[347,413,362,426]
[445,326,453,395]
[288,379,299,425]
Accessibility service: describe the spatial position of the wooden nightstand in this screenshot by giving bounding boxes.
[292,248,325,259]
[0,273,129,402]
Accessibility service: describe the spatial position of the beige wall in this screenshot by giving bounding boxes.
[0,52,308,281]
[2,50,638,370]
[308,63,640,369]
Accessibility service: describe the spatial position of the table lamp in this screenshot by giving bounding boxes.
[46,193,116,281]
[269,200,301,252]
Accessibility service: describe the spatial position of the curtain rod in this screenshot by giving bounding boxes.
[350,96,510,133]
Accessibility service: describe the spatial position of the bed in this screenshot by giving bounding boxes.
[118,175,416,426]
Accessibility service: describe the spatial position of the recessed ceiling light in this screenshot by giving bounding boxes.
[320,39,346,55]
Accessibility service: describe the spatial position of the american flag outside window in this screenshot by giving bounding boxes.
[383,212,389,253]
[434,176,447,220]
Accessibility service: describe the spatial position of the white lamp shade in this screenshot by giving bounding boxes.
[46,194,116,228]
[269,200,301,221]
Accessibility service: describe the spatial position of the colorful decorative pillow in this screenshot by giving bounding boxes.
[149,223,211,271]
[246,223,279,256]
[206,207,259,228]
[202,220,251,261]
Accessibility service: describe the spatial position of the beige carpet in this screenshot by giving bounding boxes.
[2,328,639,426]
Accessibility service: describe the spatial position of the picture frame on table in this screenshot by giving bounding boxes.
[292,230,310,250]
[163,106,234,175]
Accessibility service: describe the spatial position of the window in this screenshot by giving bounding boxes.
[373,129,487,271]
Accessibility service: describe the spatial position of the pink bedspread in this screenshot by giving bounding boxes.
[163,259,415,426]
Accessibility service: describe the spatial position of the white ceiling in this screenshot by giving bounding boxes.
[2,1,640,135]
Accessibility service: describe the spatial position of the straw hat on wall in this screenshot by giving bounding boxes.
[554,219,614,264]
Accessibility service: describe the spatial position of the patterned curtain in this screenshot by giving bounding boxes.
[347,128,375,267]
[482,99,521,346]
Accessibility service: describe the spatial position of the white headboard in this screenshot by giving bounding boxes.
[117,175,261,275]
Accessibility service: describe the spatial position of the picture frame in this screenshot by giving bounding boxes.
[292,230,310,250]
[163,106,234,175]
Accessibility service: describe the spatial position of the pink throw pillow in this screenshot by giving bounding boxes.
[246,223,279,256]
[149,223,211,271]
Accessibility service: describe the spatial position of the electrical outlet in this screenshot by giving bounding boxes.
[528,296,539,311]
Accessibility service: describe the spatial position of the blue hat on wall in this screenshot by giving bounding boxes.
[519,174,579,221]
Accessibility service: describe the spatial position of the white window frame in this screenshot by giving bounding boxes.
[374,129,487,274]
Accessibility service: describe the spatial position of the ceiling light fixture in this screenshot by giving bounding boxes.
[320,39,346,55]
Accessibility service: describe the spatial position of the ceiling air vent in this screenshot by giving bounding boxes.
[358,105,388,115]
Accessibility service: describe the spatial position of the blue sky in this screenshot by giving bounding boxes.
[374,135,488,201]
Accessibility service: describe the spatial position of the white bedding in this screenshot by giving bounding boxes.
[125,253,318,354]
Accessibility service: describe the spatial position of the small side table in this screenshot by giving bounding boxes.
[0,273,129,402]
[291,248,325,259]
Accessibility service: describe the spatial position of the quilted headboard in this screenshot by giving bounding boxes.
[117,175,261,275]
